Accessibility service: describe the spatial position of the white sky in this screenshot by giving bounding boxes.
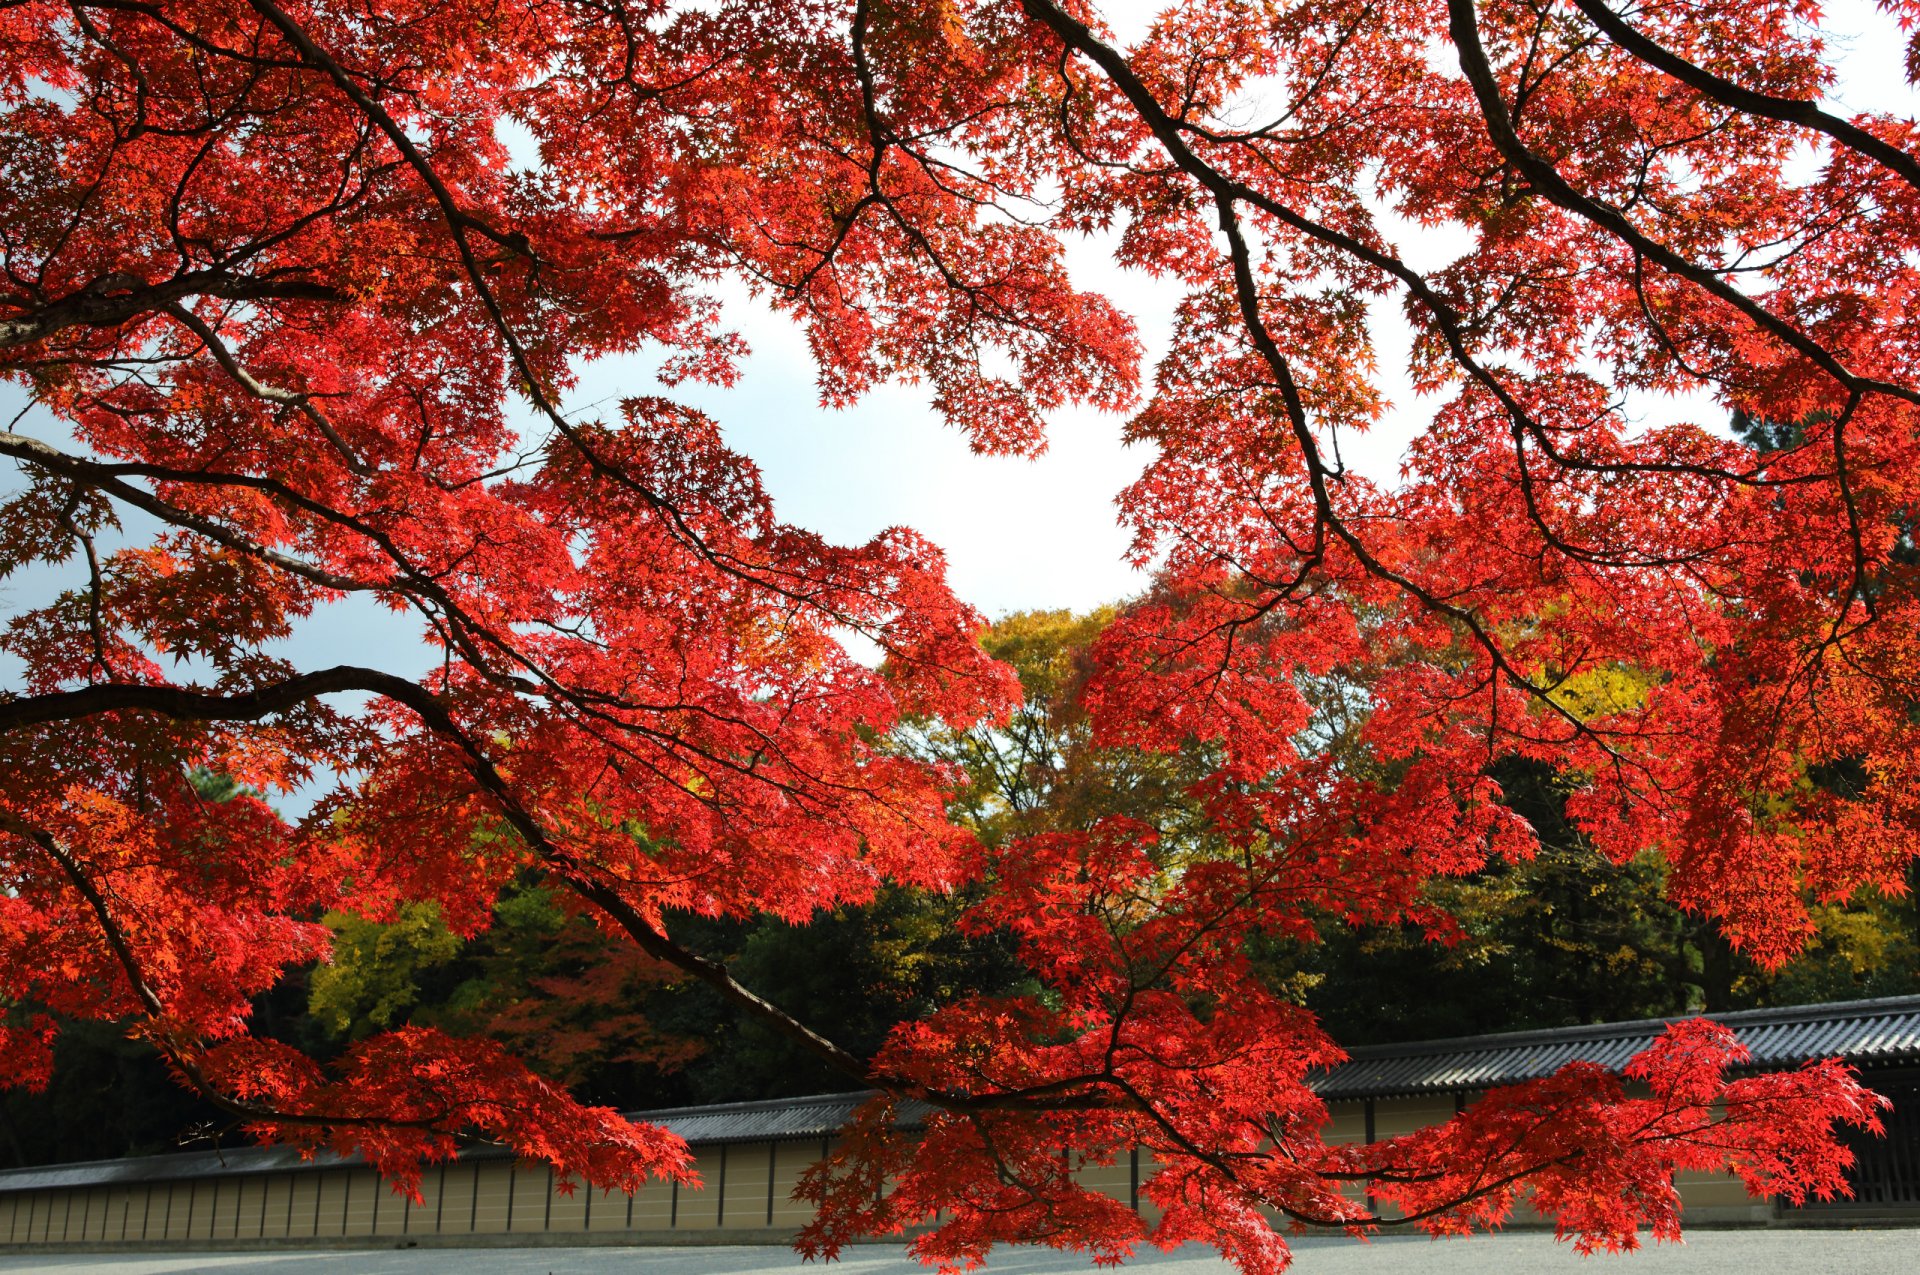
[625,0,1920,622]
[4,0,1918,694]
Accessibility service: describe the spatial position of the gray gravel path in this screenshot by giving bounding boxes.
[2,1230,1915,1275]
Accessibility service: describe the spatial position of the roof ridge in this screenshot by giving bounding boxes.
[619,1089,878,1121]
[0,1092,889,1189]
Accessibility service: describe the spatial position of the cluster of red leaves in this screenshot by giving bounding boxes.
[2,0,1916,1269]
[1357,1022,1886,1251]
[1076,0,1920,970]
[806,1001,1883,1272]
[196,1028,694,1200]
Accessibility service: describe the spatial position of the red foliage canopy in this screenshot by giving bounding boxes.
[1,1,1912,1269]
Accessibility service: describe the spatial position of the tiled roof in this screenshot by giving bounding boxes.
[639,1091,932,1145]
[1311,994,1920,1100]
[0,1091,924,1196]
[0,1143,362,1196]
[6,996,1916,1194]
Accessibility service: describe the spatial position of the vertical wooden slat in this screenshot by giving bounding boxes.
[470,1161,514,1234]
[311,1171,326,1237]
[429,1159,472,1236]
[510,1161,550,1234]
[772,1139,824,1228]
[545,1163,589,1235]
[1364,1099,1378,1215]
[766,1142,777,1225]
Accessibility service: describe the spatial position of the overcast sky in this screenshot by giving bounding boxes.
[5,0,1917,697]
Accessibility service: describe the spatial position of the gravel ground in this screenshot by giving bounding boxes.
[2,1230,1915,1275]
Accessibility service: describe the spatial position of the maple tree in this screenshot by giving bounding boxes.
[2,0,1916,1270]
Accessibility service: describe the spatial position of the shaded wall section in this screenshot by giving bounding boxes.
[4,996,1919,1248]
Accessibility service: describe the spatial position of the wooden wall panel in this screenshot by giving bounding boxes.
[258,1175,292,1239]
[583,1184,634,1233]
[73,1187,99,1242]
[719,1141,771,1228]
[631,1175,675,1231]
[314,1170,351,1238]
[1322,1101,1372,1211]
[123,1185,154,1241]
[470,1161,514,1234]
[15,1107,1818,1249]
[207,1176,239,1239]
[1322,1100,1367,1144]
[435,1161,478,1236]
[394,1163,440,1237]
[1374,1095,1461,1139]
[109,1185,137,1241]
[771,1140,824,1228]
[507,1162,550,1234]
[369,1173,409,1236]
[677,1147,724,1229]
[547,1169,588,1235]
[288,1171,322,1238]
[1673,1169,1757,1210]
[160,1182,192,1241]
[319,1171,346,1237]
[179,1178,210,1240]
[341,1168,377,1236]
[104,1186,127,1241]
[1076,1154,1131,1205]
[232,1177,262,1239]
[1135,1150,1166,1225]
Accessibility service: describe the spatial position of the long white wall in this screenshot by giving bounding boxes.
[0,1097,1783,1249]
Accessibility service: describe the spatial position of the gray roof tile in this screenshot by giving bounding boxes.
[0,1091,926,1196]
[1311,994,1920,1099]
